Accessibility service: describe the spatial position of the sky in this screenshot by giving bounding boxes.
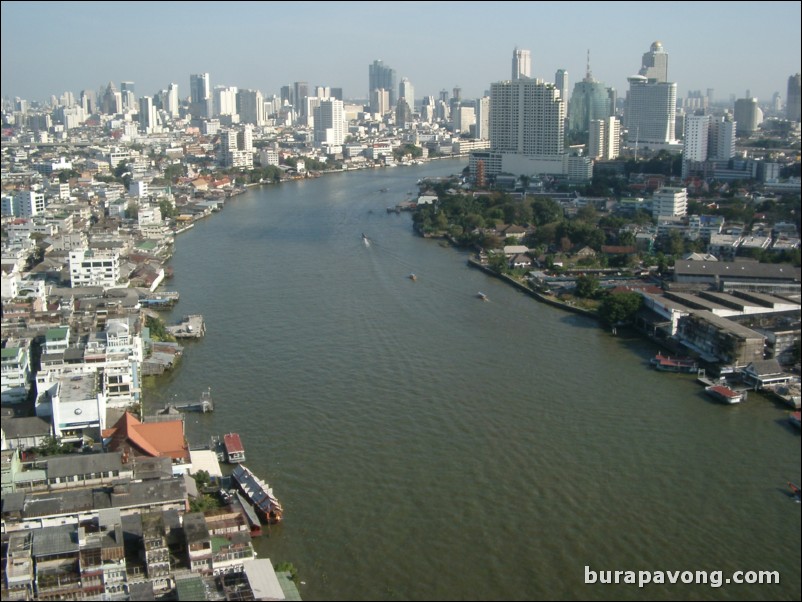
[2,1,800,106]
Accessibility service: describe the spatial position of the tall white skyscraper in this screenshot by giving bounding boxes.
[475,96,490,140]
[512,48,532,80]
[399,77,415,109]
[639,41,668,82]
[626,76,677,144]
[683,114,711,162]
[314,99,345,146]
[490,79,564,156]
[166,83,179,117]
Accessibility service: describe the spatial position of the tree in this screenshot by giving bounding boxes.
[598,292,643,325]
[575,274,600,299]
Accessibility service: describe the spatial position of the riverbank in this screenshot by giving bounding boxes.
[466,256,601,321]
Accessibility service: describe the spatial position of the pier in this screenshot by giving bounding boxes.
[167,314,206,338]
[163,389,214,413]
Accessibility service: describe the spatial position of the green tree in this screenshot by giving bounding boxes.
[598,292,643,325]
[575,274,600,299]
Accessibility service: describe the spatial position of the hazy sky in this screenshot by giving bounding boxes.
[2,1,800,105]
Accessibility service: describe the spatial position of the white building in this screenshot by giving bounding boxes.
[626,76,677,145]
[68,248,122,289]
[652,187,687,219]
[512,48,532,80]
[588,117,620,160]
[399,77,415,110]
[475,96,490,141]
[734,97,763,135]
[39,372,107,443]
[683,114,711,162]
[214,86,239,118]
[7,191,46,217]
[314,99,345,147]
[1,339,32,404]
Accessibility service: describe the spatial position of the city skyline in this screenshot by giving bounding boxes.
[1,1,800,106]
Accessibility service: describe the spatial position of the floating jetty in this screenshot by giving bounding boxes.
[167,314,206,338]
[163,389,214,413]
[232,464,283,524]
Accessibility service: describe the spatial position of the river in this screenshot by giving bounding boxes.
[143,160,801,601]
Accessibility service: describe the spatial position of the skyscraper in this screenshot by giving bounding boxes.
[512,48,531,80]
[139,96,157,133]
[190,73,212,119]
[369,60,397,106]
[166,83,179,118]
[626,75,677,144]
[237,89,265,126]
[588,117,620,160]
[490,79,564,156]
[399,77,415,109]
[734,97,763,135]
[475,96,491,141]
[568,58,610,136]
[555,69,569,103]
[314,99,345,146]
[787,73,801,122]
[639,41,668,82]
[294,82,309,116]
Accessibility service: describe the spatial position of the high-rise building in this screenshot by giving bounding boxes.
[101,82,121,115]
[280,85,292,106]
[639,41,668,82]
[555,69,569,104]
[787,73,801,122]
[682,114,711,162]
[475,96,490,140]
[734,97,763,135]
[330,87,343,101]
[512,48,531,80]
[370,88,390,115]
[237,89,265,126]
[190,73,212,119]
[369,60,397,106]
[294,82,309,116]
[399,77,415,110]
[214,86,238,118]
[710,115,736,160]
[314,99,345,146]
[452,105,476,134]
[490,79,565,156]
[625,75,677,144]
[588,117,620,160]
[568,64,610,136]
[166,83,179,117]
[396,98,413,127]
[138,96,157,133]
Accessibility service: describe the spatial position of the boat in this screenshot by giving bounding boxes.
[409,273,417,281]
[362,233,370,246]
[705,383,744,404]
[789,411,801,430]
[222,432,246,463]
[231,464,283,524]
[788,481,801,503]
[477,292,489,301]
[650,353,698,373]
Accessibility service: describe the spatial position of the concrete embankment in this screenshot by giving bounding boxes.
[466,258,601,322]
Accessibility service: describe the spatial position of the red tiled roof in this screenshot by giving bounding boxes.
[103,411,188,461]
